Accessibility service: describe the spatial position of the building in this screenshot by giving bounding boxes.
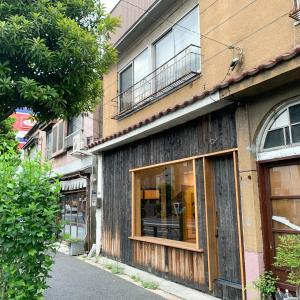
[23,112,101,250]
[11,108,36,149]
[88,0,300,299]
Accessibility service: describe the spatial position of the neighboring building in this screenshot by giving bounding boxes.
[88,1,300,299]
[11,108,36,148]
[23,113,100,250]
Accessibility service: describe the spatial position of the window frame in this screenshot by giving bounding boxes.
[130,157,201,251]
[259,101,300,153]
[117,5,200,115]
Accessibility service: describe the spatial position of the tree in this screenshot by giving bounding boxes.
[0,117,19,156]
[0,0,119,122]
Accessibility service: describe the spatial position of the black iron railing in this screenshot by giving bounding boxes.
[112,44,201,119]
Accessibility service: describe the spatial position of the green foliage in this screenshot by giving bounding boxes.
[130,274,159,290]
[141,280,159,290]
[104,262,124,275]
[0,156,61,299]
[0,0,119,121]
[0,117,19,156]
[253,271,278,297]
[275,235,300,287]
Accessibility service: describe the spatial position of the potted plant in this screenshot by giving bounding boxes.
[274,235,300,300]
[253,271,278,300]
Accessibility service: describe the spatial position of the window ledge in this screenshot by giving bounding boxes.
[129,236,204,252]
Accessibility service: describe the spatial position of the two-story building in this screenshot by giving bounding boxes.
[24,112,101,250]
[88,0,300,299]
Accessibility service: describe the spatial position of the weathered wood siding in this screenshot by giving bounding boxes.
[102,106,237,290]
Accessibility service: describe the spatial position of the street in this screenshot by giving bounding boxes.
[45,253,164,300]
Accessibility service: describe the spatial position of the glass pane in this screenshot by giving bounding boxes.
[133,49,151,104]
[134,49,149,83]
[119,65,133,111]
[289,103,300,124]
[264,129,285,149]
[292,124,300,143]
[270,109,289,130]
[120,65,133,93]
[135,161,196,243]
[68,115,81,135]
[270,165,300,196]
[155,31,175,68]
[272,199,300,230]
[174,7,200,54]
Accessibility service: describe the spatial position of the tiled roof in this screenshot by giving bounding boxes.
[88,45,300,149]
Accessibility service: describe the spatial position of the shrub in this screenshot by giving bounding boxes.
[253,271,278,298]
[275,235,300,298]
[0,156,61,299]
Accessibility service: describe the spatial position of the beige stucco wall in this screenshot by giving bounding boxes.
[102,0,300,138]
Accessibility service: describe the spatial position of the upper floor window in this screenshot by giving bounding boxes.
[115,6,201,119]
[262,102,300,150]
[257,101,300,161]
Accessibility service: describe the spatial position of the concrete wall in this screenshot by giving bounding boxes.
[103,0,300,138]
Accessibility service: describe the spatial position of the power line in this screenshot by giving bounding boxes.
[119,0,231,48]
[101,0,258,94]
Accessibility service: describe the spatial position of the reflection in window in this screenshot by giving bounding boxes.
[263,102,300,150]
[134,161,196,244]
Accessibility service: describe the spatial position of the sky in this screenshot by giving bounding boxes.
[102,0,120,12]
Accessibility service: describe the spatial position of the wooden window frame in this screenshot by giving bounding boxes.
[129,148,245,299]
[130,157,200,252]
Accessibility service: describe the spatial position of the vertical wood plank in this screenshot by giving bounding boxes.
[203,157,218,291]
[233,151,246,300]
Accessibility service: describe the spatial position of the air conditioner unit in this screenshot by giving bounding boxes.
[72,132,87,154]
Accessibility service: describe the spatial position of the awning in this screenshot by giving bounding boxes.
[61,178,87,191]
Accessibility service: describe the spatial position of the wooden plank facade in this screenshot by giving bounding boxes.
[102,106,244,298]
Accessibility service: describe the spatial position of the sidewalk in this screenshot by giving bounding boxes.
[53,243,218,300]
[45,253,166,300]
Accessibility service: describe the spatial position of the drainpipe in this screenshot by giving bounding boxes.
[95,154,103,256]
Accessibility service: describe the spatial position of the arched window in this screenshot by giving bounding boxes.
[257,101,300,160]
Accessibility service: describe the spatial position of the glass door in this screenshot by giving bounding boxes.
[263,161,300,290]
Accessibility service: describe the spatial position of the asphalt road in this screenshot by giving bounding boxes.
[45,253,164,300]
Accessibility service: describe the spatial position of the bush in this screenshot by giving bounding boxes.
[253,271,278,297]
[0,156,61,299]
[275,235,300,297]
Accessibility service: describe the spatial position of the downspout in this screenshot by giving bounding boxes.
[96,154,103,256]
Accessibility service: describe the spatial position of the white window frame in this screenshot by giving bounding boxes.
[51,120,65,157]
[257,99,300,161]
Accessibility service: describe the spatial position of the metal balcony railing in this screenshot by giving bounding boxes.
[290,0,300,21]
[112,44,201,119]
[64,129,82,149]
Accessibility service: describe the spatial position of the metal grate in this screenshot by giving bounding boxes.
[112,44,201,119]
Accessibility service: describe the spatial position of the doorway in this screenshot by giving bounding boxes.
[203,152,244,300]
[259,160,300,291]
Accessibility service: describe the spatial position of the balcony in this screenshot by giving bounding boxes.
[64,129,83,149]
[290,0,300,21]
[112,45,201,120]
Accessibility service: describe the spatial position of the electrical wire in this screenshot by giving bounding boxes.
[119,0,231,48]
[98,0,258,95]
